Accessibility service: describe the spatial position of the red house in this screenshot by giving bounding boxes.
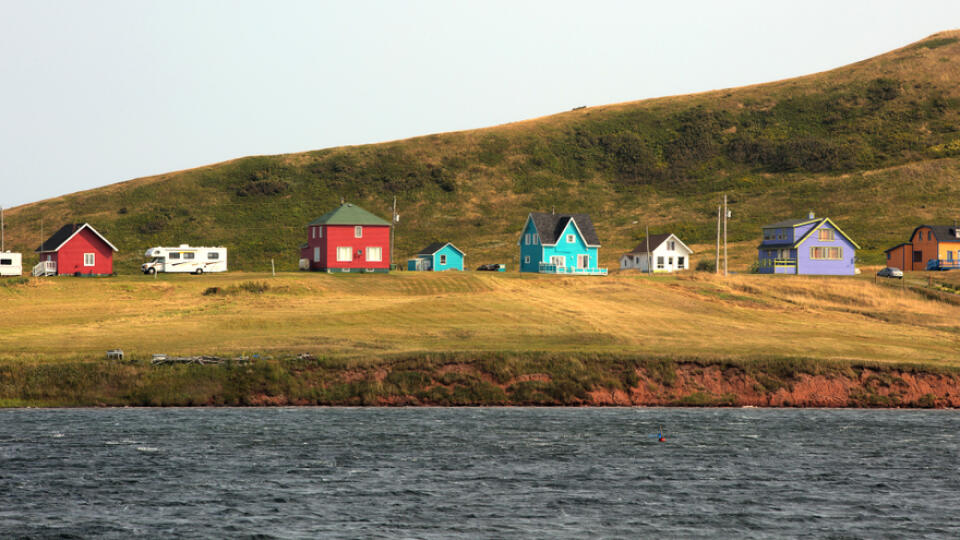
[35,223,118,276]
[300,203,392,273]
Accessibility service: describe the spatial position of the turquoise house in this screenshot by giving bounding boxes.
[518,212,607,275]
[407,242,465,271]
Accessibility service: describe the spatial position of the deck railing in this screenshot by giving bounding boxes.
[773,258,797,267]
[32,260,56,277]
[538,263,608,276]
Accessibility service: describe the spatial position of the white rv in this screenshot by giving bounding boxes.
[0,252,22,277]
[141,245,227,274]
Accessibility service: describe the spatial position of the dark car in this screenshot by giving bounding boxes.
[877,267,903,279]
[476,264,505,272]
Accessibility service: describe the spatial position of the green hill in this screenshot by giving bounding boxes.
[6,31,960,272]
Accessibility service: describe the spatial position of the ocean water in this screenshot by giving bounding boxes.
[1,407,958,539]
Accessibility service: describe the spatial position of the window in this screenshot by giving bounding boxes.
[668,257,673,266]
[668,240,675,250]
[337,247,352,262]
[439,254,447,265]
[183,252,195,260]
[550,255,565,267]
[567,234,575,243]
[83,253,95,266]
[318,227,323,238]
[525,233,531,245]
[578,254,589,268]
[777,229,785,240]
[657,256,664,269]
[311,228,315,239]
[524,255,530,264]
[678,256,685,268]
[314,247,320,262]
[169,252,180,260]
[928,231,932,240]
[949,251,954,262]
[818,229,835,241]
[208,252,219,260]
[810,247,842,260]
[533,234,538,244]
[0,258,10,265]
[366,246,382,262]
[913,250,923,263]
[355,226,363,238]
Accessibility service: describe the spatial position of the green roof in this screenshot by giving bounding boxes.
[308,203,391,226]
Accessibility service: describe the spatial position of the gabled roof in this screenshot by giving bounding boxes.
[35,223,118,253]
[417,242,464,256]
[909,225,960,243]
[883,242,911,253]
[625,233,697,255]
[793,218,861,250]
[309,203,391,226]
[526,212,601,246]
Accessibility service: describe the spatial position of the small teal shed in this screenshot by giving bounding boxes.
[407,242,465,271]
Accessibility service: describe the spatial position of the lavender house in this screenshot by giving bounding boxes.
[757,213,859,275]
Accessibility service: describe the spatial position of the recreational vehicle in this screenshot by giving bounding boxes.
[141,245,227,275]
[0,252,22,277]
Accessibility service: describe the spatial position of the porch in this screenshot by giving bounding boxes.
[32,260,56,277]
[539,262,608,276]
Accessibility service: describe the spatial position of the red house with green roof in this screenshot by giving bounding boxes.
[300,203,392,273]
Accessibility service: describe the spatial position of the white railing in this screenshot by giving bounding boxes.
[538,263,608,276]
[32,260,56,277]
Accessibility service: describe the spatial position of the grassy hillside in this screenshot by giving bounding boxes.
[6,31,960,272]
[2,271,959,366]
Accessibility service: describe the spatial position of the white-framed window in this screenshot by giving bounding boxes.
[366,246,382,262]
[525,233,531,245]
[668,240,676,250]
[337,247,353,262]
[657,256,664,269]
[355,226,362,238]
[678,256,685,268]
[439,254,447,265]
[311,227,315,239]
[566,234,575,243]
[533,234,538,244]
[550,255,565,267]
[668,256,673,266]
[577,254,589,268]
[318,227,323,238]
[524,255,530,264]
[314,247,321,262]
[83,253,95,267]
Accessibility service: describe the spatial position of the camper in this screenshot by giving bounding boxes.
[141,245,227,274]
[0,252,22,277]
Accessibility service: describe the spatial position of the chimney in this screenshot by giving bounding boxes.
[808,211,815,220]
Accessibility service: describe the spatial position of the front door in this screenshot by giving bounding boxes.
[577,254,589,269]
[550,255,565,268]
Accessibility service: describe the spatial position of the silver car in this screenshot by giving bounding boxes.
[877,267,904,279]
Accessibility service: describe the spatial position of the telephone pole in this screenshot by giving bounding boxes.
[645,224,651,273]
[723,193,728,276]
[390,196,397,270]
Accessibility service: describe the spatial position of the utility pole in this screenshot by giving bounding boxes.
[715,204,721,274]
[645,224,651,273]
[390,196,397,270]
[1,205,4,252]
[723,193,728,277]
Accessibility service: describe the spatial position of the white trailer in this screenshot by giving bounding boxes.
[0,252,22,277]
[141,245,227,275]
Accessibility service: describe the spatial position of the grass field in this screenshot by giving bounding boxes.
[2,269,959,367]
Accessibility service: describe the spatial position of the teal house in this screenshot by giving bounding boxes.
[518,212,607,275]
[407,242,465,271]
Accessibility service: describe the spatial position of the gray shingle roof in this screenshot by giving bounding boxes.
[528,212,601,246]
[35,223,118,253]
[914,225,960,243]
[628,233,671,254]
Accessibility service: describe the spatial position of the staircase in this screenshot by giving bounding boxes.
[32,260,56,277]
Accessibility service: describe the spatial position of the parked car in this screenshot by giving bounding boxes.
[476,264,506,272]
[877,267,903,279]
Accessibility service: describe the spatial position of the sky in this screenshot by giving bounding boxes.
[2,0,960,208]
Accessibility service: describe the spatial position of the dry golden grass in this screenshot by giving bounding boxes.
[2,270,959,366]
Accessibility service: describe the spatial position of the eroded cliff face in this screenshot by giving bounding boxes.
[585,365,960,408]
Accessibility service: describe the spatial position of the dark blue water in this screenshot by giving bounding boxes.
[1,408,958,539]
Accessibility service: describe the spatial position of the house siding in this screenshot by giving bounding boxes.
[519,218,541,273]
[796,221,856,275]
[541,220,598,271]
[431,244,463,271]
[316,224,390,272]
[53,228,114,275]
[911,227,939,271]
[885,244,910,271]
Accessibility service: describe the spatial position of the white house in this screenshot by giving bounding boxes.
[620,233,693,272]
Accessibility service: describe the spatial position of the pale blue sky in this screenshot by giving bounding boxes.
[2,1,959,207]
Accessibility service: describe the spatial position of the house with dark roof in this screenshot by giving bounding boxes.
[300,203,392,273]
[34,223,118,276]
[518,212,607,275]
[407,242,464,272]
[620,233,693,272]
[757,212,859,275]
[884,225,960,271]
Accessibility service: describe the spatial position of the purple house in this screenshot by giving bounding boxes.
[757,213,859,275]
